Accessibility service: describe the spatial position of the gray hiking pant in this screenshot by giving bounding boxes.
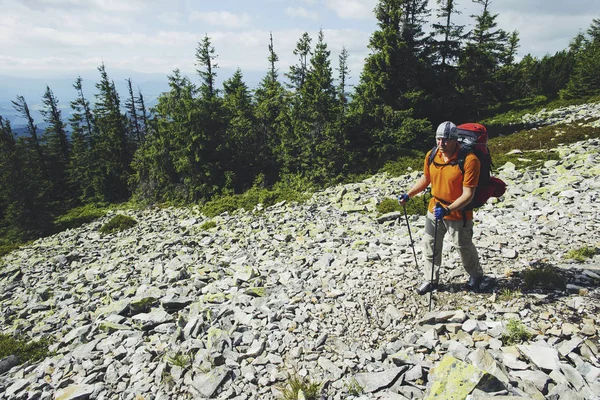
[422,212,483,283]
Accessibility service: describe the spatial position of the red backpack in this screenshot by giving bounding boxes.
[428,123,506,211]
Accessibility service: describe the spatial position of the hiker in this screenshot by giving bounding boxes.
[398,121,484,295]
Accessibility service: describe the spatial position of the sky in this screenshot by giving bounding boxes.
[1,0,599,89]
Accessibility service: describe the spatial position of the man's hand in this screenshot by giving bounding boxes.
[397,193,410,205]
[434,204,450,220]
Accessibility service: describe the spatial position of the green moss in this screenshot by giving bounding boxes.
[502,318,533,345]
[376,198,402,215]
[565,246,597,262]
[54,204,107,231]
[99,214,137,235]
[199,220,217,231]
[0,333,53,364]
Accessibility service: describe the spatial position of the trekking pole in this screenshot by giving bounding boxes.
[402,203,419,270]
[429,204,441,312]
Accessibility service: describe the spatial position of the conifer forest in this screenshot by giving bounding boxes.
[1,0,600,246]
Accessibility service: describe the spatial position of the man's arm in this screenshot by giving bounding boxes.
[402,174,431,203]
[446,186,476,212]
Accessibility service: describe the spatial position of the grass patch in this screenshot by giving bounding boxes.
[278,372,321,400]
[98,214,137,235]
[565,246,597,262]
[0,242,22,258]
[0,334,53,364]
[345,377,364,396]
[502,318,534,345]
[521,264,566,290]
[199,220,217,230]
[167,351,193,368]
[54,204,107,232]
[497,288,521,302]
[202,174,313,218]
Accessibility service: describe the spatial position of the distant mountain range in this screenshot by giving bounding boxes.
[0,69,264,130]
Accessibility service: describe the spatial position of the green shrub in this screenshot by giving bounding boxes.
[99,214,137,235]
[0,334,53,364]
[0,242,22,258]
[202,175,312,218]
[199,220,217,231]
[521,265,565,290]
[278,373,321,400]
[54,204,107,231]
[502,319,534,345]
[376,198,402,215]
[565,246,597,262]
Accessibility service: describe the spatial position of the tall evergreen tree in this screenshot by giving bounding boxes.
[125,78,143,145]
[458,0,513,116]
[68,77,96,201]
[336,46,351,109]
[254,32,288,183]
[286,32,312,92]
[40,86,71,205]
[132,69,194,202]
[196,35,219,99]
[348,0,431,166]
[222,69,261,191]
[561,18,600,99]
[91,63,132,202]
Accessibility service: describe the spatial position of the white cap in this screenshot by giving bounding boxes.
[436,121,458,139]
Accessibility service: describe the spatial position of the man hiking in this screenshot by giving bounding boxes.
[398,121,484,295]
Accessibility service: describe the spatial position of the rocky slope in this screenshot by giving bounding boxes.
[0,109,599,399]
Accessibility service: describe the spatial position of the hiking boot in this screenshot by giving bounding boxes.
[416,281,438,296]
[465,275,483,291]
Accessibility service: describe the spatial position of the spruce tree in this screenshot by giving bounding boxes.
[68,77,96,201]
[40,86,71,206]
[91,63,132,202]
[254,32,288,184]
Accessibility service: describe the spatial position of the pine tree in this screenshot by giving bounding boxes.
[222,69,260,191]
[125,78,143,145]
[348,0,432,167]
[91,63,132,202]
[254,32,288,184]
[40,86,71,206]
[286,32,312,92]
[131,69,193,202]
[196,35,219,99]
[336,46,351,109]
[68,77,96,201]
[561,19,600,99]
[458,0,513,115]
[7,98,52,236]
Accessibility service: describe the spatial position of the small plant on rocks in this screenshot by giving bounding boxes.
[99,214,137,235]
[565,246,597,262]
[521,264,565,290]
[502,318,534,345]
[345,377,364,396]
[200,220,217,231]
[278,372,321,400]
[0,334,53,365]
[167,351,192,368]
[498,288,521,302]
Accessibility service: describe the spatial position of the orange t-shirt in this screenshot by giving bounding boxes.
[423,146,480,221]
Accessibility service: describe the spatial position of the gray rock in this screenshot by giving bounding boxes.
[354,366,407,393]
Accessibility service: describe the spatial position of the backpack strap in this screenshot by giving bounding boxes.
[427,146,438,166]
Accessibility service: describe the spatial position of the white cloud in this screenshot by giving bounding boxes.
[189,11,252,29]
[324,0,377,20]
[285,7,319,21]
